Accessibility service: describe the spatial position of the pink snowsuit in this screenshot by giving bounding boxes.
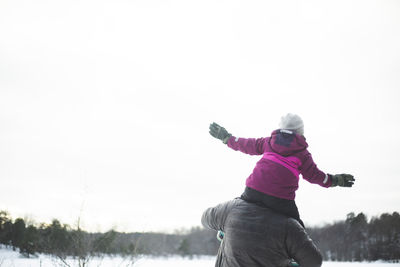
[227,129,332,200]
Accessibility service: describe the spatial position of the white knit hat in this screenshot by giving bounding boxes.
[279,113,304,135]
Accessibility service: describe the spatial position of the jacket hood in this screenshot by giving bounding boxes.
[269,129,308,156]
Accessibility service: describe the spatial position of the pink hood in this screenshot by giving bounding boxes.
[269,130,308,157]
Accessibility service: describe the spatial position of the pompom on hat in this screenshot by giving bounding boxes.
[279,113,304,135]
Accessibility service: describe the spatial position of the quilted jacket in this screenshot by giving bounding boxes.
[201,198,323,267]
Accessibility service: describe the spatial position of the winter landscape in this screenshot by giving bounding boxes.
[0,247,399,267]
[1,0,400,266]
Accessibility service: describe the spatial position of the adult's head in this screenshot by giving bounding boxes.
[201,198,322,267]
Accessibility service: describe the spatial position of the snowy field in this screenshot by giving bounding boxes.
[1,247,399,267]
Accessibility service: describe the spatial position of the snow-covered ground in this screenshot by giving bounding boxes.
[1,247,399,267]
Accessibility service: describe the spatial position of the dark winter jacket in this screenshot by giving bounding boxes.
[227,129,331,200]
[201,198,323,267]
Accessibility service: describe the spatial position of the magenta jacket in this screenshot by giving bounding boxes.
[227,129,331,200]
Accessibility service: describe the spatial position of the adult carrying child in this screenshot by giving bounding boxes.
[209,113,355,227]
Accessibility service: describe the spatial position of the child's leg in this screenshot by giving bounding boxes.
[287,201,305,228]
[240,187,305,227]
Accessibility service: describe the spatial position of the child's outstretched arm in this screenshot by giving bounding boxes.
[300,152,355,188]
[300,153,330,187]
[209,122,267,155]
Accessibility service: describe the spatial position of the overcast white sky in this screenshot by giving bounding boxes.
[1,0,400,233]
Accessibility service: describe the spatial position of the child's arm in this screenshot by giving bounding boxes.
[209,122,267,155]
[300,152,355,188]
[300,152,332,187]
[226,136,268,156]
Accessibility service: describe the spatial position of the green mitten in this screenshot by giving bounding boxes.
[331,174,355,187]
[209,122,232,144]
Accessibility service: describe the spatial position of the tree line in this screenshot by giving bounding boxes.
[1,210,399,262]
[308,211,400,262]
[0,210,219,261]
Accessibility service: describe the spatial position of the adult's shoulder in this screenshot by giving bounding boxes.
[227,197,249,208]
[285,218,315,245]
[285,218,323,267]
[231,198,291,220]
[285,217,305,230]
